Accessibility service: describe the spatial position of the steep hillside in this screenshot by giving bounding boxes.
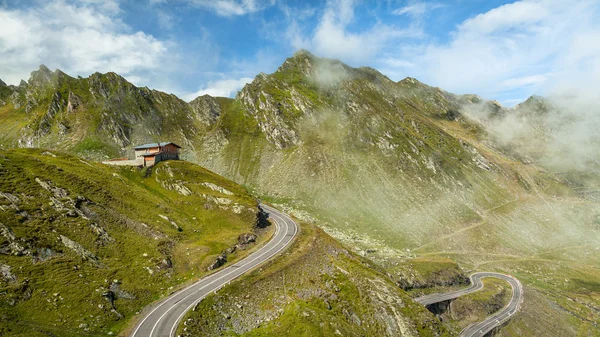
[1,51,599,335]
[197,51,599,260]
[0,149,267,336]
[0,66,214,160]
[179,223,451,337]
[193,51,600,335]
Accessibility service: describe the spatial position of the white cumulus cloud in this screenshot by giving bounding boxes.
[288,0,421,64]
[0,0,171,87]
[183,77,253,101]
[384,0,600,102]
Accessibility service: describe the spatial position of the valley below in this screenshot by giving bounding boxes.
[1,51,599,336]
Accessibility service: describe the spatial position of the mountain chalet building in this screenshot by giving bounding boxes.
[103,142,181,167]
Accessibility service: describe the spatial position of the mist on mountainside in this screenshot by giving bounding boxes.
[461,85,600,174]
[1,50,599,335]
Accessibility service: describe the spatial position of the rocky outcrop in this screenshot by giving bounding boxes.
[1,263,17,282]
[35,178,102,223]
[67,91,82,113]
[190,94,222,125]
[59,235,99,263]
[201,182,234,195]
[158,214,182,231]
[0,223,29,256]
[37,91,64,136]
[207,254,227,271]
[0,191,21,211]
[159,180,192,196]
[90,222,114,244]
[207,232,258,271]
[237,233,257,247]
[116,214,167,240]
[255,206,270,229]
[109,280,136,300]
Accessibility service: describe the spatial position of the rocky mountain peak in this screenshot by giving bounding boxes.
[514,95,551,115]
[0,78,6,87]
[276,50,317,77]
[460,94,483,104]
[189,94,223,125]
[28,64,55,86]
[398,76,423,85]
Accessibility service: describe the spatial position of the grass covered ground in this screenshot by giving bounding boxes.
[0,149,268,336]
[178,222,451,337]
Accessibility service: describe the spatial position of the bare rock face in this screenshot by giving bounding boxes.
[90,222,114,244]
[28,65,55,88]
[207,254,227,271]
[236,233,257,249]
[109,280,136,300]
[67,91,82,113]
[59,235,99,263]
[201,182,233,195]
[190,95,222,125]
[32,247,56,263]
[237,84,302,149]
[0,263,17,282]
[0,223,28,256]
[37,91,64,136]
[255,206,270,229]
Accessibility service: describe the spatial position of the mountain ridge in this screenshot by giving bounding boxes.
[1,52,599,336]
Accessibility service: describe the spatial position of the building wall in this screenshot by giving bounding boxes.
[160,144,179,161]
[144,156,156,167]
[133,144,180,167]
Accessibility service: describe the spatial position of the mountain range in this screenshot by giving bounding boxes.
[1,50,599,336]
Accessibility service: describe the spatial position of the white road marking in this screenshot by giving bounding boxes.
[131,205,298,337]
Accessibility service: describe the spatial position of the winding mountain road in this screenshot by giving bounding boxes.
[415,272,523,337]
[130,204,298,337]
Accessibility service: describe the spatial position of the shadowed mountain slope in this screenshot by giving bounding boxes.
[1,51,599,335]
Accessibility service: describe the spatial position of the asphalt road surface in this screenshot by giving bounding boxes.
[415,272,523,337]
[130,204,298,337]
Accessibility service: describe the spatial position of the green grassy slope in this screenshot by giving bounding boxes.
[192,52,600,335]
[0,66,206,161]
[0,149,265,336]
[179,223,451,337]
[1,53,599,335]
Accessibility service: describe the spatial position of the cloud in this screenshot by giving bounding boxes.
[288,0,421,64]
[393,1,443,18]
[157,10,176,30]
[183,77,253,101]
[0,0,171,87]
[381,0,600,103]
[380,57,415,69]
[184,0,273,16]
[502,74,547,88]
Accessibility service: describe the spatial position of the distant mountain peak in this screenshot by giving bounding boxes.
[0,78,6,87]
[38,64,51,72]
[29,64,56,86]
[292,49,315,58]
[514,95,552,115]
[397,77,428,88]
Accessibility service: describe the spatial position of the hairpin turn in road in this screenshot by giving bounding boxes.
[130,204,298,337]
[415,272,523,337]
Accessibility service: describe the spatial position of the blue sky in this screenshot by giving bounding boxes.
[1,0,599,106]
